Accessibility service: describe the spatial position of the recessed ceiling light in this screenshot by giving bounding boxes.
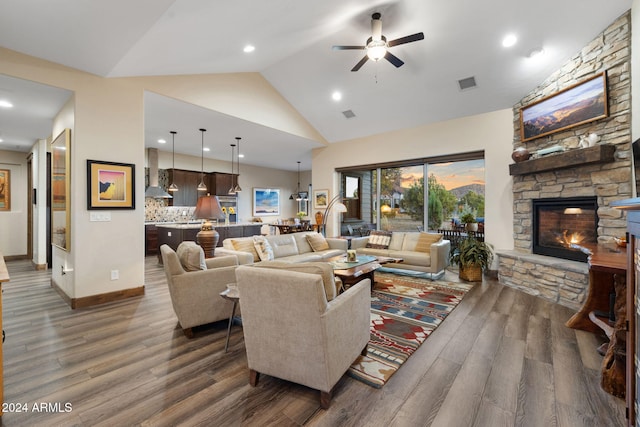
[238,154,245,158]
[0,139,3,143]
[502,34,517,48]
[157,138,166,144]
[203,147,210,152]
[332,91,342,101]
[243,45,255,53]
[0,100,14,108]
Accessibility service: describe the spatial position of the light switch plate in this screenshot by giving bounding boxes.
[90,211,112,222]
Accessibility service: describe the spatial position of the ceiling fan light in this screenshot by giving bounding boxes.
[367,40,387,61]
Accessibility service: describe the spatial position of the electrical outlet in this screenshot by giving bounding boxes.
[110,270,119,280]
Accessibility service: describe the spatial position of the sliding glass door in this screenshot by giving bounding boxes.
[338,155,485,235]
[379,165,424,232]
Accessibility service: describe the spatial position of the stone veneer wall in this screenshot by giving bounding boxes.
[498,12,631,309]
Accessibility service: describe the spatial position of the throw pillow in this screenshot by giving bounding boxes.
[415,232,443,253]
[230,238,260,262]
[306,232,330,252]
[176,241,207,271]
[253,236,275,261]
[366,230,392,249]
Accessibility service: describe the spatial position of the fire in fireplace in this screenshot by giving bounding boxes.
[532,197,598,262]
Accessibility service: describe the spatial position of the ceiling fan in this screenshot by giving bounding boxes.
[333,12,424,72]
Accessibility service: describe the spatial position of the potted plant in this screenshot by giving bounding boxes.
[449,236,493,282]
[460,212,478,232]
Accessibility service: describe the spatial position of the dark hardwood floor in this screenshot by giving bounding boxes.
[0,257,626,426]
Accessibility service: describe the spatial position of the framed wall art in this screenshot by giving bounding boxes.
[313,189,329,209]
[51,129,71,251]
[0,169,10,211]
[520,71,608,142]
[87,159,136,209]
[253,188,280,216]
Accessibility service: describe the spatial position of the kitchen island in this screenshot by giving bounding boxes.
[153,222,263,262]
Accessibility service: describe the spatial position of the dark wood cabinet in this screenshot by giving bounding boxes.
[157,224,262,263]
[156,224,201,263]
[167,170,238,205]
[207,172,237,196]
[167,169,204,206]
[243,224,262,237]
[145,224,158,255]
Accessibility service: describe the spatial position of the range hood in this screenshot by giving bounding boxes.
[145,148,172,199]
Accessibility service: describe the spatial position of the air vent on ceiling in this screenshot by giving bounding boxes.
[458,76,477,91]
[342,110,356,119]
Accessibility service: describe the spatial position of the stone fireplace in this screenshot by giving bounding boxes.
[497,12,631,310]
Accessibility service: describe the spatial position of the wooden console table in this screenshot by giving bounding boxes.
[566,243,626,332]
[565,242,627,398]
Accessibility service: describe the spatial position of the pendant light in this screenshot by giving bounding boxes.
[233,137,242,193]
[197,128,207,192]
[228,143,236,195]
[290,161,303,200]
[168,131,178,192]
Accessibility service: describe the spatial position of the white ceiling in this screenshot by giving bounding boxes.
[0,0,632,171]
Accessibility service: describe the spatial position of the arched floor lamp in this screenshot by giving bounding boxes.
[321,195,347,236]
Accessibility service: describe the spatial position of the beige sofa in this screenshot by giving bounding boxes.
[350,231,450,277]
[215,231,347,264]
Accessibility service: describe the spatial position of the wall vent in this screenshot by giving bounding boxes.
[342,109,356,119]
[458,76,477,91]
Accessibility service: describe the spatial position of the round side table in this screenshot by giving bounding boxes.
[220,283,239,352]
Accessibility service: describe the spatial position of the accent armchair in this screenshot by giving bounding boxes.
[234,263,371,408]
[160,243,239,338]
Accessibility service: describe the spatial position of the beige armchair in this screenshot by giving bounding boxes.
[235,264,371,408]
[160,243,238,338]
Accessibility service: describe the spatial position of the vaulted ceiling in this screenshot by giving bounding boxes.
[0,0,632,170]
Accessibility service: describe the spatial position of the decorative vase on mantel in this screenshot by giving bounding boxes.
[511,147,531,163]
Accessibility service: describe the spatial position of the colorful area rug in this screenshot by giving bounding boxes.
[347,271,473,388]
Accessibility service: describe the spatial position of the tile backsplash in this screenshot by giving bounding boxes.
[145,197,196,222]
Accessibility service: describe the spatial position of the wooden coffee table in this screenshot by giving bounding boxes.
[329,255,381,291]
[376,256,404,265]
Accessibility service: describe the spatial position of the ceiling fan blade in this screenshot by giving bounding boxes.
[351,55,369,72]
[387,32,425,47]
[384,51,404,68]
[332,45,365,50]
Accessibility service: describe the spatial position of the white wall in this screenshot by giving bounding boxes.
[0,150,28,256]
[312,109,515,255]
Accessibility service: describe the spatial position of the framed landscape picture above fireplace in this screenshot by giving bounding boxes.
[520,71,608,142]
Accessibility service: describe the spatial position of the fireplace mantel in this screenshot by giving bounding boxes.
[509,144,616,176]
